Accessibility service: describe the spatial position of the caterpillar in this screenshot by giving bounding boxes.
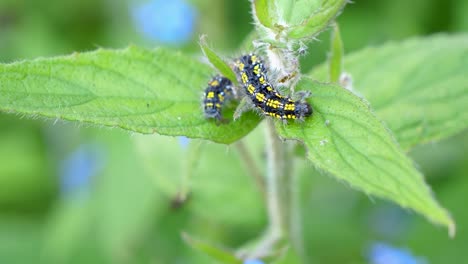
[202,75,234,121]
[234,54,312,121]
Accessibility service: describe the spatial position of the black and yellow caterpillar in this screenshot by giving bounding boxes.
[202,75,234,121]
[234,54,312,121]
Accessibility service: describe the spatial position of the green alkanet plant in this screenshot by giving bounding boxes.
[1,0,467,262]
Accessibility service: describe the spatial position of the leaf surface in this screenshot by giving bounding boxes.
[277,78,455,234]
[310,34,468,150]
[252,0,347,40]
[200,37,238,84]
[0,47,261,143]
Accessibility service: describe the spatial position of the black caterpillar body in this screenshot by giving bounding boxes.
[234,54,312,120]
[202,75,234,121]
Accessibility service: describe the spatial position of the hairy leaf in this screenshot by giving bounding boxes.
[275,0,320,24]
[285,0,347,39]
[200,36,238,84]
[0,47,261,144]
[252,0,277,29]
[252,0,347,40]
[277,78,455,234]
[310,34,468,150]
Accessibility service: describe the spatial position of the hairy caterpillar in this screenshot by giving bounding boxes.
[202,75,234,121]
[234,54,312,121]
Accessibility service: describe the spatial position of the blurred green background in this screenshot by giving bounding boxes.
[0,0,467,263]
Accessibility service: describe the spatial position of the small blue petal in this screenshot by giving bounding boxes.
[132,0,197,45]
[368,243,427,264]
[60,144,105,195]
[178,136,190,149]
[244,260,264,264]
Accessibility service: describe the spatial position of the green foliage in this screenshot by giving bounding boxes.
[0,47,261,144]
[133,133,266,227]
[252,0,276,29]
[252,0,347,40]
[133,133,266,262]
[200,36,238,85]
[328,23,343,83]
[277,78,454,233]
[0,0,467,263]
[310,34,468,150]
[92,132,161,261]
[286,0,348,39]
[182,233,242,264]
[0,117,55,209]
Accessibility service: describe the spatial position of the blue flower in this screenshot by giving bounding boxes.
[178,136,190,149]
[244,260,264,264]
[368,243,427,264]
[60,144,105,196]
[132,0,197,45]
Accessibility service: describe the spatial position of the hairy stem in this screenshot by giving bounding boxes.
[235,140,266,200]
[244,120,290,259]
[264,119,289,237]
[178,141,203,202]
[288,155,306,262]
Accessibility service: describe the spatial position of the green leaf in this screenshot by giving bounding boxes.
[199,36,238,84]
[329,23,343,83]
[93,131,165,261]
[286,0,347,39]
[252,0,347,40]
[43,199,95,263]
[0,117,54,207]
[309,34,468,150]
[0,218,44,263]
[276,78,455,235]
[0,47,261,144]
[275,0,321,25]
[182,233,242,264]
[252,0,277,29]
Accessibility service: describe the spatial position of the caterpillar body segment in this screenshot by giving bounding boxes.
[234,54,312,121]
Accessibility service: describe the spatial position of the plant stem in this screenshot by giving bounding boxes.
[264,119,288,237]
[235,141,266,200]
[288,156,306,262]
[243,120,289,259]
[240,39,304,260]
[179,141,203,202]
